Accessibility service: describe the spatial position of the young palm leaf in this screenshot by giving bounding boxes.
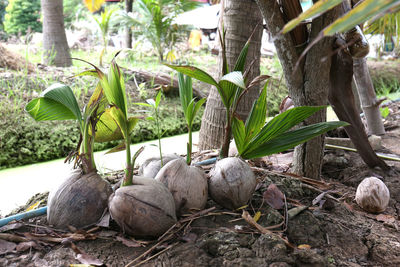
[177,73,206,165]
[232,84,349,159]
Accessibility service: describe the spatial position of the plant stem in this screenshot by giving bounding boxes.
[187,127,192,165]
[81,121,96,174]
[155,107,163,166]
[122,129,133,187]
[220,110,232,159]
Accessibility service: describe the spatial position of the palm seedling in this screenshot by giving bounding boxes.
[155,73,208,215]
[25,82,113,229]
[166,30,348,210]
[88,59,177,237]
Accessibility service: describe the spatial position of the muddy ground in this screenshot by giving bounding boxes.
[0,101,400,267]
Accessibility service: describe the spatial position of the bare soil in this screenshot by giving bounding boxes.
[1,102,400,267]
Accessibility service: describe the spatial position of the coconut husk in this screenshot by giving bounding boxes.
[0,43,35,72]
[139,154,181,178]
[47,169,113,229]
[108,176,177,237]
[209,157,257,210]
[155,158,208,215]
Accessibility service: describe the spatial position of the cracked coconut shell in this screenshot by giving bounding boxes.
[47,169,112,229]
[155,158,208,215]
[108,176,177,237]
[355,177,390,213]
[208,157,257,210]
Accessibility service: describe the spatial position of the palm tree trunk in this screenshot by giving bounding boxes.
[41,0,72,67]
[198,0,263,151]
[123,0,133,48]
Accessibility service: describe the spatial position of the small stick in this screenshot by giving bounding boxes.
[132,243,177,267]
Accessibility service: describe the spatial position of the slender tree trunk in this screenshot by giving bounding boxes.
[198,0,263,151]
[123,0,133,48]
[256,0,338,179]
[353,58,385,135]
[41,0,71,67]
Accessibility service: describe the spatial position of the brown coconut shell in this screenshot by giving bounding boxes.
[355,177,390,213]
[47,169,112,229]
[138,154,180,178]
[208,157,257,210]
[155,158,208,215]
[108,176,177,237]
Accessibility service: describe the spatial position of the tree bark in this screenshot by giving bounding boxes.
[353,58,385,135]
[41,0,72,67]
[123,0,133,48]
[198,0,263,151]
[257,0,337,179]
[329,48,389,170]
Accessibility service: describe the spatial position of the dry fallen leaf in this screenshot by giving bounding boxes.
[71,243,104,266]
[0,239,16,255]
[376,214,396,224]
[16,241,38,252]
[0,222,24,233]
[298,244,311,250]
[116,236,143,248]
[263,184,285,209]
[181,232,197,243]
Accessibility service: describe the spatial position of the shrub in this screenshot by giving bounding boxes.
[4,0,41,35]
[0,107,203,170]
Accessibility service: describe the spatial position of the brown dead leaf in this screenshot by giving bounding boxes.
[0,222,24,233]
[116,236,144,248]
[298,244,311,250]
[0,239,16,255]
[16,241,39,252]
[71,243,104,266]
[376,214,396,224]
[96,212,110,228]
[263,184,285,209]
[181,232,197,243]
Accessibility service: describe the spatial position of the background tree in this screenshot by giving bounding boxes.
[255,0,389,178]
[198,0,263,151]
[41,0,72,67]
[63,0,86,29]
[0,0,7,32]
[4,0,41,35]
[254,0,335,179]
[119,0,199,61]
[123,0,133,48]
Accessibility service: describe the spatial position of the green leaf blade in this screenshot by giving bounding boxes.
[282,0,343,34]
[25,98,78,122]
[241,121,348,159]
[164,64,219,88]
[246,106,326,153]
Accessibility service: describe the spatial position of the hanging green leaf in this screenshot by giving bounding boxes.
[282,0,343,34]
[323,0,400,35]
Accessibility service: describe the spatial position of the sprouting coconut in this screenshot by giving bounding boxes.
[154,73,207,215]
[139,154,180,178]
[26,82,114,229]
[47,170,112,228]
[156,157,208,215]
[94,61,176,237]
[109,176,177,237]
[209,157,256,209]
